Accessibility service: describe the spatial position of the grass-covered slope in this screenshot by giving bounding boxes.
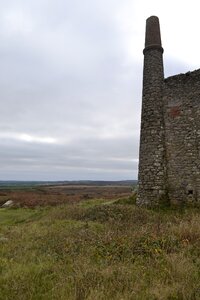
[1,198,200,300]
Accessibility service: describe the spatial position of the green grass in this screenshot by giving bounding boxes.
[1,199,200,299]
[0,208,45,226]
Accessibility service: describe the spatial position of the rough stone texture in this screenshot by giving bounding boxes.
[137,16,200,206]
[164,71,200,204]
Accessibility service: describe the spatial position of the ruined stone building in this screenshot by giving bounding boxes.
[137,16,200,206]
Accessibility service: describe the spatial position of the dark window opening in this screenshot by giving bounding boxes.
[188,190,193,195]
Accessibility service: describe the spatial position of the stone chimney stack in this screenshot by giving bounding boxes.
[144,16,163,52]
[137,16,167,206]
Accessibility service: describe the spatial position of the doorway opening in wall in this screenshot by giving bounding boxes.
[188,190,193,195]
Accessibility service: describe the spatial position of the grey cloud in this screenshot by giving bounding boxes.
[0,0,141,180]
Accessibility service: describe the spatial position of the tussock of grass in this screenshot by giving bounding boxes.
[1,202,200,299]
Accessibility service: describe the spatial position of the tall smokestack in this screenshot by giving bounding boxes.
[137,16,167,206]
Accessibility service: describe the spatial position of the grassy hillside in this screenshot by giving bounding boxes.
[1,197,200,299]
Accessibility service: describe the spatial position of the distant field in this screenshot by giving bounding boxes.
[0,184,134,208]
[0,180,137,188]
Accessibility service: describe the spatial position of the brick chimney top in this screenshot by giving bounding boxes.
[144,16,164,54]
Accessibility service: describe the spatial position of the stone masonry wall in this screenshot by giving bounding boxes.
[137,16,200,206]
[137,48,167,205]
[163,70,200,204]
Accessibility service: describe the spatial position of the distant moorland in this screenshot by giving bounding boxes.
[0,180,137,188]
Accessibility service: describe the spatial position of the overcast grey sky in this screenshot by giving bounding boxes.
[0,0,199,180]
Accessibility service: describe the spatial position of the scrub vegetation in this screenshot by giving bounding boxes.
[1,191,200,299]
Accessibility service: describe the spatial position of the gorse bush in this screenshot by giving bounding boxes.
[1,199,200,299]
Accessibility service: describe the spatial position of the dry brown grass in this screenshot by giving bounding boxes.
[0,185,132,208]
